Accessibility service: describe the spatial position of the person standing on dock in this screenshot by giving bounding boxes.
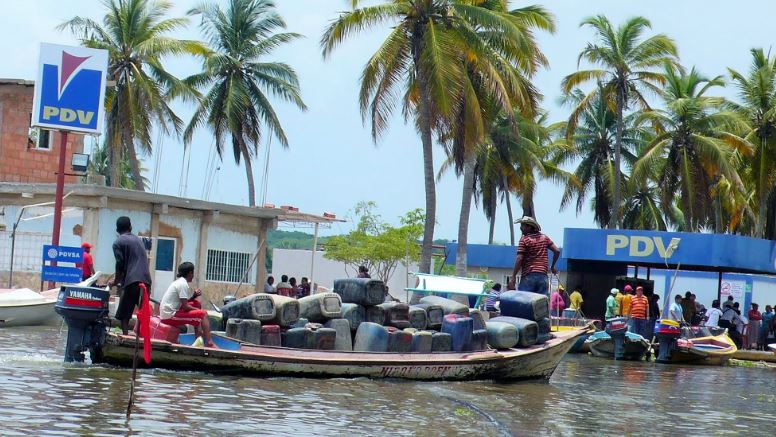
[759,305,774,350]
[110,217,152,335]
[77,242,96,280]
[629,286,649,337]
[509,216,560,296]
[569,288,584,312]
[704,300,723,328]
[621,285,633,319]
[669,295,684,323]
[550,285,566,317]
[605,288,618,319]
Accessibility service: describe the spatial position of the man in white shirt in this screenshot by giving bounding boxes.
[704,300,723,327]
[669,294,684,322]
[160,262,215,347]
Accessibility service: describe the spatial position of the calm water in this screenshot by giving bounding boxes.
[1,326,775,436]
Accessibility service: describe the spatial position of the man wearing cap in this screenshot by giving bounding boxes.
[629,286,649,337]
[606,288,618,319]
[509,216,560,297]
[77,242,96,280]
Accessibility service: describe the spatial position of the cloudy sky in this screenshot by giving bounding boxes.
[2,1,773,245]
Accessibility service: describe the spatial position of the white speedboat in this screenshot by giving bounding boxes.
[0,272,102,327]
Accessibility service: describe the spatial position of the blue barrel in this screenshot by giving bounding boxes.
[420,296,469,316]
[332,278,386,306]
[260,324,281,346]
[353,322,389,352]
[489,316,538,347]
[388,330,413,352]
[299,293,342,322]
[379,302,411,329]
[324,318,353,351]
[265,295,300,327]
[467,329,488,351]
[431,332,452,352]
[226,318,262,345]
[441,314,474,352]
[469,309,486,330]
[340,303,366,332]
[485,321,519,349]
[412,303,444,329]
[499,291,549,321]
[537,317,551,335]
[408,306,428,330]
[221,293,276,322]
[314,327,337,350]
[364,305,385,325]
[411,331,433,353]
[282,327,312,349]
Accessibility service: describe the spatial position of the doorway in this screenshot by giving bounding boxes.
[153,237,177,301]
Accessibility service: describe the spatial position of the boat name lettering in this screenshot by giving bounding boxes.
[379,365,451,377]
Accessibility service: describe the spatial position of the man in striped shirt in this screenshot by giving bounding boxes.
[628,286,650,337]
[509,216,560,297]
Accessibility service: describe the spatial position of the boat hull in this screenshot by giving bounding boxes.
[587,336,650,361]
[657,334,736,366]
[98,327,587,381]
[0,301,59,327]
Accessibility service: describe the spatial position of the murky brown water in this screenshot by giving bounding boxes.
[1,326,774,436]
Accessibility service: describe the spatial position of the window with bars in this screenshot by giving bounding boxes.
[205,249,252,283]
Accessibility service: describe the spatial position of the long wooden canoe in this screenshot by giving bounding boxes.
[97,327,587,381]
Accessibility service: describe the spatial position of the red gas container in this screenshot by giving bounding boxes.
[135,316,182,343]
[260,324,282,346]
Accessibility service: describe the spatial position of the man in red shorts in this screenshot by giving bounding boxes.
[159,262,215,347]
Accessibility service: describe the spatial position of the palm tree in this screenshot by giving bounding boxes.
[321,0,551,273]
[185,0,306,207]
[633,65,752,231]
[562,16,678,229]
[556,88,641,228]
[728,48,776,238]
[60,0,206,191]
[88,142,150,190]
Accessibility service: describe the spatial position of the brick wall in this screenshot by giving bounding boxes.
[0,82,84,184]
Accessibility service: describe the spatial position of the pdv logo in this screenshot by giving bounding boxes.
[31,43,108,134]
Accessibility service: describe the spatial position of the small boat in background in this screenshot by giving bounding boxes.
[657,326,737,366]
[586,331,650,361]
[0,272,102,328]
[551,314,601,353]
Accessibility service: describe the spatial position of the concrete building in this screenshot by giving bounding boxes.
[0,183,335,303]
[0,79,84,184]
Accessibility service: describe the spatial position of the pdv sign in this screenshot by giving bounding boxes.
[31,43,108,134]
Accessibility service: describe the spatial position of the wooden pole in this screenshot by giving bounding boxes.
[310,222,319,288]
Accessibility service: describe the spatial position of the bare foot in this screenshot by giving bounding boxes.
[206,341,217,348]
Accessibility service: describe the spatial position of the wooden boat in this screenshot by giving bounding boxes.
[770,344,776,353]
[551,316,601,353]
[661,332,737,365]
[95,326,588,381]
[585,331,650,360]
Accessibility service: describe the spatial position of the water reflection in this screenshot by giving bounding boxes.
[1,327,774,436]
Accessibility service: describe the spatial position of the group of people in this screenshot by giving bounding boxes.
[110,216,215,347]
[264,275,311,299]
[603,285,660,338]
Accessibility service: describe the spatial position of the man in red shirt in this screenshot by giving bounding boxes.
[79,242,96,280]
[509,216,560,296]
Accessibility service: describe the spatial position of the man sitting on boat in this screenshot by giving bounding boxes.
[159,262,215,348]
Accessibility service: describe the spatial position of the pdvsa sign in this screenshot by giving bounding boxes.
[31,43,108,134]
[606,235,679,258]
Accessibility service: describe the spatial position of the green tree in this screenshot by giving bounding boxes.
[321,0,548,273]
[185,0,307,206]
[324,202,424,284]
[60,0,206,191]
[633,65,752,231]
[728,48,776,238]
[562,16,678,229]
[87,141,149,189]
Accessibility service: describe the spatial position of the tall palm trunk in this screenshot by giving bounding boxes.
[125,141,145,191]
[414,43,435,275]
[504,181,515,246]
[455,156,476,276]
[521,194,535,219]
[611,87,624,229]
[756,135,768,237]
[488,214,496,244]
[238,137,257,207]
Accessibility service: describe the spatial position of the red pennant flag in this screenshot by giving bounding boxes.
[138,283,152,364]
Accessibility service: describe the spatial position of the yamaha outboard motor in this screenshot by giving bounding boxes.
[605,317,628,360]
[654,319,681,363]
[55,286,111,363]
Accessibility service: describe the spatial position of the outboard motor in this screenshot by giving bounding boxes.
[605,317,628,360]
[654,319,681,363]
[223,295,236,306]
[55,286,111,363]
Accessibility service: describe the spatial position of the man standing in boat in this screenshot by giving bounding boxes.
[159,262,215,348]
[109,217,152,335]
[509,216,560,296]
